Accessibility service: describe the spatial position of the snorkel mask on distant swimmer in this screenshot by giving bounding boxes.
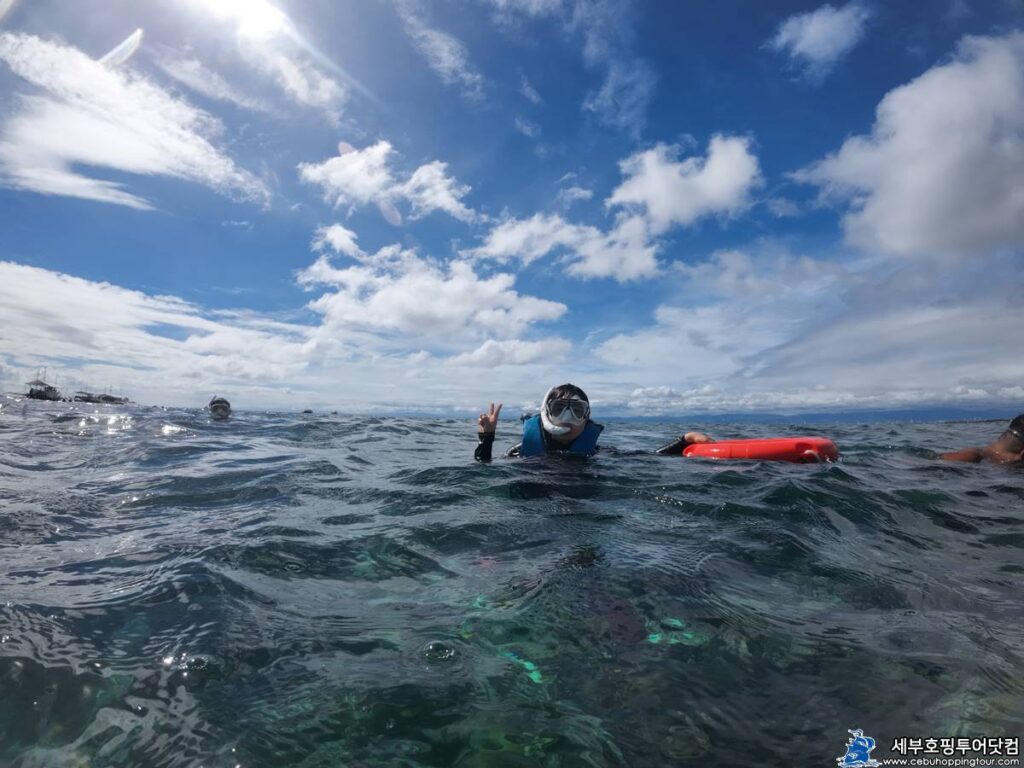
[540,386,590,435]
[209,396,231,420]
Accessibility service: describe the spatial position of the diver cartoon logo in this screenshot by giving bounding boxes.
[836,729,881,767]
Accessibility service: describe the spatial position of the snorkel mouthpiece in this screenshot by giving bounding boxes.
[541,410,572,435]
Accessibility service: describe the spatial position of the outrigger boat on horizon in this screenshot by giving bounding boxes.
[25,377,60,401]
[21,368,131,404]
[73,391,131,405]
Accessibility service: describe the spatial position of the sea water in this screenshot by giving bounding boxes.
[0,399,1021,767]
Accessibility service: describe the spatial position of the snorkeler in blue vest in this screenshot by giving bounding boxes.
[476,384,600,460]
[474,383,713,461]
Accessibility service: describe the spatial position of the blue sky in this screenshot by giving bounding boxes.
[0,0,1022,414]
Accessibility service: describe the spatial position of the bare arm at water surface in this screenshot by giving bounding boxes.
[655,431,714,455]
[939,445,1024,463]
[474,403,502,463]
[938,448,984,462]
[941,419,1024,464]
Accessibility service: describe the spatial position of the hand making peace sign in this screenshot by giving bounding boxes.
[477,402,502,434]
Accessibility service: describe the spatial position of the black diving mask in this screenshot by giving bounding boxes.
[547,397,590,422]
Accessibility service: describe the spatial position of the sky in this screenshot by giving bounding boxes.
[0,0,1022,416]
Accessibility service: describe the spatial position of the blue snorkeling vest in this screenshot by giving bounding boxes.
[520,414,603,457]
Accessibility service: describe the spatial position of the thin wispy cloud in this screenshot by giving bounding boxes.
[249,44,346,118]
[483,0,656,137]
[156,56,269,113]
[485,0,565,19]
[185,0,350,121]
[571,0,656,137]
[520,73,542,104]
[0,32,268,209]
[581,56,656,138]
[556,185,593,207]
[394,0,485,100]
[514,115,541,138]
[769,1,873,81]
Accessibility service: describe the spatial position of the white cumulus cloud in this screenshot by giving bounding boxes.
[769,1,872,81]
[0,33,269,210]
[448,338,571,366]
[298,246,566,349]
[313,223,363,259]
[299,140,477,225]
[470,212,659,281]
[471,135,762,282]
[402,160,476,222]
[607,136,763,235]
[795,32,1024,258]
[472,212,591,265]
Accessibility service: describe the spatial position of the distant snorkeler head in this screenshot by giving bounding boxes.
[208,396,232,420]
[1000,414,1024,450]
[540,383,590,435]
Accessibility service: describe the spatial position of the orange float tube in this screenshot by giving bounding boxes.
[683,437,839,463]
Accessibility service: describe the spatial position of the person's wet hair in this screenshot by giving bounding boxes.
[545,383,588,404]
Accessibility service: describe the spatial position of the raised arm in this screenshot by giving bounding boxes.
[474,402,502,462]
[655,431,713,455]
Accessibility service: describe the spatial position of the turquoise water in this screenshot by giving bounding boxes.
[1,399,1022,766]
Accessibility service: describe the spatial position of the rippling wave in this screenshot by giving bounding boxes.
[1,398,1021,766]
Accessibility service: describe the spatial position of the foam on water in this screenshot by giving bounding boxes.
[1,398,1021,766]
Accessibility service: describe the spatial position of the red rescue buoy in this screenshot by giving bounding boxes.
[682,437,839,463]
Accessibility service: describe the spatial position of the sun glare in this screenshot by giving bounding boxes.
[203,0,289,39]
